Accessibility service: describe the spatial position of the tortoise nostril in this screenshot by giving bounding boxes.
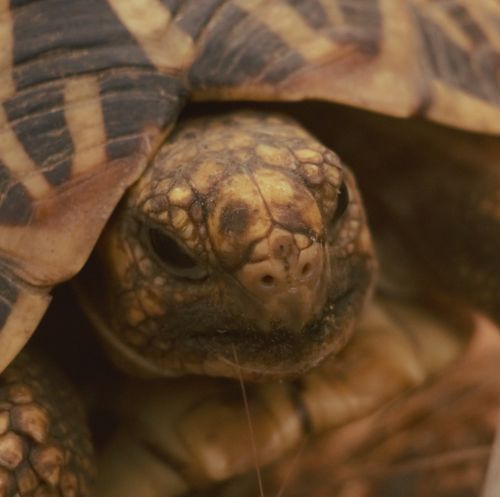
[261,274,275,287]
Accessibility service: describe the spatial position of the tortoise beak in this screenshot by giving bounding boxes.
[235,228,328,333]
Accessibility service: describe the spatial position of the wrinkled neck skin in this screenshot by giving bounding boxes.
[77,112,376,382]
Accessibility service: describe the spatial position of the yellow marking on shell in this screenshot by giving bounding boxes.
[0,3,14,101]
[467,2,500,51]
[168,185,193,207]
[483,0,500,16]
[0,108,52,200]
[256,144,294,167]
[294,148,323,164]
[317,0,344,25]
[108,0,194,71]
[64,76,107,175]
[235,0,334,61]
[428,80,500,134]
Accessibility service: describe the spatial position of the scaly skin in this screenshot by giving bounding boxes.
[79,112,376,380]
[0,351,94,497]
[207,319,500,497]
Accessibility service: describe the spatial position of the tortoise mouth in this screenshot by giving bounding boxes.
[182,286,358,381]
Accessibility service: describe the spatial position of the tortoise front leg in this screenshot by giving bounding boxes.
[0,349,94,497]
[219,318,500,497]
[94,296,470,497]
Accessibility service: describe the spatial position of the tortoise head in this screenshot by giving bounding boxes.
[80,112,376,380]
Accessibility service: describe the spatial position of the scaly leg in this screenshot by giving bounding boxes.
[94,295,471,497]
[216,318,500,497]
[0,349,94,496]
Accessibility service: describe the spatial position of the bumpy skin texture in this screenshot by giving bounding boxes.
[206,320,500,497]
[81,112,375,380]
[0,351,94,497]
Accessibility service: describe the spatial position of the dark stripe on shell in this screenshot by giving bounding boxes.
[415,9,500,104]
[286,0,330,30]
[0,162,33,225]
[10,0,154,90]
[336,0,382,55]
[0,271,18,305]
[188,4,304,88]
[176,0,227,40]
[445,3,488,45]
[3,83,74,186]
[99,69,185,160]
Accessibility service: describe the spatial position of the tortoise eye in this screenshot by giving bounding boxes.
[149,228,207,280]
[331,181,349,226]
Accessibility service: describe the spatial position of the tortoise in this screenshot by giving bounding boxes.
[0,0,499,496]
